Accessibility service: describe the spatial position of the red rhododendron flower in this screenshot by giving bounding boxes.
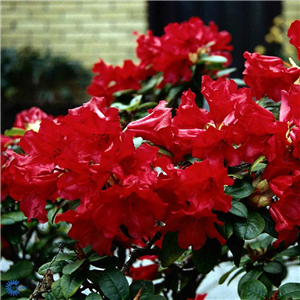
[13,107,54,131]
[287,20,300,60]
[87,60,147,105]
[243,51,300,102]
[129,263,159,281]
[135,17,232,87]
[270,194,300,247]
[163,160,233,250]
[280,84,300,126]
[129,255,159,281]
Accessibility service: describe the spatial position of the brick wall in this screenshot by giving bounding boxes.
[281,1,300,58]
[1,1,148,68]
[1,1,299,69]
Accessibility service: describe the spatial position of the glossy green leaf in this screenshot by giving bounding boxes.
[199,55,228,63]
[238,268,263,296]
[38,261,67,275]
[249,156,266,173]
[51,279,64,299]
[216,67,237,77]
[1,260,33,280]
[219,266,237,284]
[129,280,155,300]
[54,252,77,262]
[240,279,268,300]
[86,292,103,300]
[45,291,58,300]
[111,95,142,112]
[1,211,27,225]
[138,73,163,94]
[278,283,300,300]
[263,261,283,274]
[225,181,254,199]
[60,273,85,298]
[63,258,86,275]
[226,234,245,267]
[276,245,300,258]
[4,127,26,137]
[230,201,248,218]
[193,238,222,274]
[260,208,277,238]
[90,255,119,269]
[160,232,185,267]
[233,211,265,240]
[227,268,246,286]
[165,85,183,103]
[98,267,129,300]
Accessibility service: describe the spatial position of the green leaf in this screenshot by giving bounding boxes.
[111,95,142,112]
[165,85,183,103]
[4,127,26,137]
[275,245,300,258]
[144,297,166,300]
[278,283,300,300]
[1,260,33,280]
[225,180,254,199]
[86,292,103,300]
[51,279,65,299]
[45,291,58,300]
[260,208,277,238]
[160,232,185,267]
[193,238,222,274]
[54,252,77,262]
[230,201,248,218]
[226,234,245,267]
[263,261,283,274]
[98,267,129,300]
[138,73,163,94]
[1,211,27,225]
[240,279,268,300]
[199,55,228,63]
[216,68,237,77]
[38,261,67,275]
[129,280,155,300]
[228,268,246,286]
[233,211,265,240]
[63,258,86,275]
[238,268,263,296]
[249,156,266,174]
[90,255,119,269]
[219,266,238,284]
[60,272,85,298]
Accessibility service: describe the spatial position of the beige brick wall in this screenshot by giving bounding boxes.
[1,1,148,68]
[281,1,300,58]
[1,1,299,69]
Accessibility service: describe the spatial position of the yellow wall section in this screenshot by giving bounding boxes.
[1,1,148,68]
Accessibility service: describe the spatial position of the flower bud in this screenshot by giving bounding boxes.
[248,176,274,208]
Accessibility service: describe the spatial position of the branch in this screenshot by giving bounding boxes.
[121,231,162,274]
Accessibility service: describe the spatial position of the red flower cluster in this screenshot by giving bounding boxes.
[135,17,232,86]
[2,20,300,256]
[87,17,233,104]
[1,107,54,200]
[243,20,300,102]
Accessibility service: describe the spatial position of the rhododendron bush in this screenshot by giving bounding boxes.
[1,18,300,300]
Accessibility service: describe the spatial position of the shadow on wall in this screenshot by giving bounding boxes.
[147,1,282,78]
